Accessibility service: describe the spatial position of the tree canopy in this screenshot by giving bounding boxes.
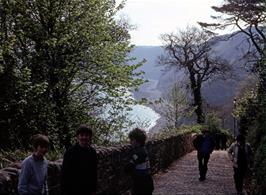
[0,0,144,148]
[199,0,265,70]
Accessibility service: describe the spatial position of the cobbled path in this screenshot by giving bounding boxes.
[153,150,245,195]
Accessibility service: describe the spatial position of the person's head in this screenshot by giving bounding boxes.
[76,124,93,147]
[201,129,210,135]
[236,134,246,145]
[32,134,49,158]
[128,128,147,146]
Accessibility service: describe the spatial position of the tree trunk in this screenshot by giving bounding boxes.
[189,69,205,124]
[193,85,205,124]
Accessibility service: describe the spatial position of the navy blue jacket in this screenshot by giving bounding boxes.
[61,143,97,195]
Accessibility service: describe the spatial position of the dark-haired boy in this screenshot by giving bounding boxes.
[61,124,97,195]
[18,134,49,195]
[125,128,154,195]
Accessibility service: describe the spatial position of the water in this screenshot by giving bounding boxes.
[128,104,160,131]
[101,89,160,132]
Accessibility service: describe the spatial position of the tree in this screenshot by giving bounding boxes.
[159,26,230,124]
[154,82,190,130]
[0,0,144,148]
[199,0,265,91]
[199,0,265,56]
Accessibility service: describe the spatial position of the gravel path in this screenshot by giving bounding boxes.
[153,150,245,195]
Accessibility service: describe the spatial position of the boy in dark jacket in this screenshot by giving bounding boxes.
[125,128,154,195]
[61,125,97,195]
[193,129,215,181]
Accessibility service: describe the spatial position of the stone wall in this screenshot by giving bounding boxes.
[0,133,194,195]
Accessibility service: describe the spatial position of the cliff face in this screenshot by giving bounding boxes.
[0,133,194,195]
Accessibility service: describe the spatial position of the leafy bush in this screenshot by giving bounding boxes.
[0,150,30,169]
[205,113,224,133]
[151,124,203,140]
[0,149,64,169]
[253,135,266,195]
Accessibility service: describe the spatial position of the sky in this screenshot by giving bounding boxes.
[117,0,227,46]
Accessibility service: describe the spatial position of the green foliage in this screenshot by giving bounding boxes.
[0,149,63,169]
[152,82,192,130]
[181,124,204,134]
[253,135,266,195]
[236,51,266,194]
[234,79,266,195]
[234,89,260,145]
[45,149,64,161]
[0,0,144,149]
[204,112,230,135]
[252,85,266,194]
[0,149,30,169]
[205,113,221,133]
[151,124,203,140]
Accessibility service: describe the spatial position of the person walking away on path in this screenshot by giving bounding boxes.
[61,124,97,195]
[228,134,253,195]
[125,128,154,195]
[193,129,215,181]
[18,134,49,195]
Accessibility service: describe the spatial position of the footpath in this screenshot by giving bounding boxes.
[153,150,243,195]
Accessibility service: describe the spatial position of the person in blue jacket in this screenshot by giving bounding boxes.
[193,129,215,181]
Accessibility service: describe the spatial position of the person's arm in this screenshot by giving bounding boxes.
[125,149,139,174]
[247,143,254,168]
[18,158,32,195]
[44,178,49,195]
[227,143,235,161]
[124,160,135,174]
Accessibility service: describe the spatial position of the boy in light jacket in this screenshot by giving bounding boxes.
[18,134,49,195]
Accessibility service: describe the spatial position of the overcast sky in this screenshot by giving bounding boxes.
[117,0,227,46]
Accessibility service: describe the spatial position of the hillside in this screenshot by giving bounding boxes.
[130,31,256,131]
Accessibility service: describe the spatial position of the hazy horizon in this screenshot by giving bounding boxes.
[117,0,236,46]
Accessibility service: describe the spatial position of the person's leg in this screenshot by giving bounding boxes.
[238,168,247,193]
[142,175,154,195]
[202,154,210,179]
[132,175,154,195]
[197,153,204,180]
[234,167,244,194]
[131,176,139,195]
[234,167,239,191]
